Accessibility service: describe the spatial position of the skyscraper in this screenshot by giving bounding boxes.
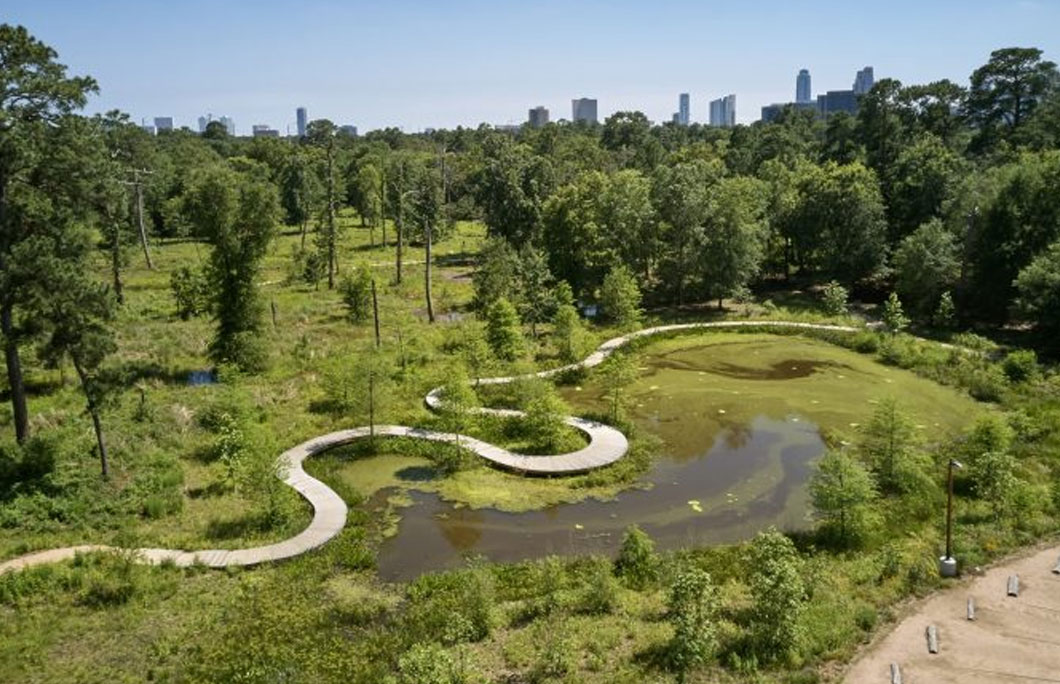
[197,115,209,133]
[796,69,812,103]
[571,98,598,124]
[220,116,235,136]
[296,107,307,137]
[709,95,736,127]
[528,106,549,128]
[853,66,875,95]
[678,93,690,126]
[153,117,174,132]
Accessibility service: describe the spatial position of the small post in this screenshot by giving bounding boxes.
[890,662,903,684]
[270,299,278,329]
[1053,554,1060,575]
[1007,575,1020,597]
[966,597,976,621]
[926,625,939,654]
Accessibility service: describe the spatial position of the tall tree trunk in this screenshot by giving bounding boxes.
[111,223,124,305]
[425,222,435,323]
[1,303,29,445]
[72,355,108,479]
[371,279,381,348]
[134,180,153,270]
[368,371,375,446]
[326,147,336,290]
[396,194,404,285]
[378,174,387,248]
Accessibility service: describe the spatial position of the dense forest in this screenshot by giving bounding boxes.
[3,21,1060,684]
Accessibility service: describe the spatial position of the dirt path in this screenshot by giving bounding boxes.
[844,544,1060,683]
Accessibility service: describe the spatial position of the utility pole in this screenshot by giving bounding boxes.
[940,459,963,577]
[120,169,154,270]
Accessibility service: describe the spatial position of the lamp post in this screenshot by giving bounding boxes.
[940,459,963,577]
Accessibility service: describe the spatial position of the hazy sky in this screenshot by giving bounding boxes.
[6,0,1059,133]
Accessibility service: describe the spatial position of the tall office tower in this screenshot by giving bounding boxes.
[796,69,812,103]
[528,106,550,128]
[338,125,358,137]
[571,98,598,124]
[197,115,209,133]
[220,116,235,135]
[709,94,736,127]
[678,93,690,126]
[153,117,174,132]
[853,66,875,95]
[296,107,307,137]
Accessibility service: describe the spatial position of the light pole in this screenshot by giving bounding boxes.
[940,459,963,577]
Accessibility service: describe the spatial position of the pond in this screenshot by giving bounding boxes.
[338,333,979,580]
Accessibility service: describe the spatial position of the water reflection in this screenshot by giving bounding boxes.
[375,415,823,580]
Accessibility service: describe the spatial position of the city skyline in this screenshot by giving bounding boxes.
[7,0,1056,132]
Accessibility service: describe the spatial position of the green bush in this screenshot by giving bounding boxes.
[1001,349,1039,383]
[614,525,658,590]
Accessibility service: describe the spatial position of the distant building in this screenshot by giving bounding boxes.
[571,98,598,124]
[853,66,875,95]
[672,112,681,124]
[153,117,174,132]
[338,124,358,137]
[252,124,280,138]
[678,93,690,126]
[197,115,209,133]
[296,107,307,137]
[528,105,549,128]
[761,101,817,123]
[817,90,858,116]
[709,94,736,127]
[219,116,235,136]
[796,69,812,103]
[493,124,521,133]
[140,124,156,135]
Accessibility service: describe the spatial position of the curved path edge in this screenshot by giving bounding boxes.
[1,320,859,574]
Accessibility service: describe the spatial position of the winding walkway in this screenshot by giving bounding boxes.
[0,320,858,574]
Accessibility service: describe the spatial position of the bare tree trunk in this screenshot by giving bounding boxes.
[378,173,387,248]
[73,356,108,479]
[368,371,375,446]
[135,181,153,270]
[1,303,29,445]
[396,193,404,285]
[326,146,336,290]
[371,279,381,348]
[425,222,434,323]
[111,223,124,305]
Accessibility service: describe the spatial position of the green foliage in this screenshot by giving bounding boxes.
[810,450,880,548]
[821,280,849,316]
[521,380,570,452]
[405,566,495,645]
[666,566,718,681]
[339,264,374,324]
[934,291,957,329]
[881,293,909,334]
[858,398,921,495]
[614,524,658,589]
[598,264,642,329]
[169,266,207,320]
[894,219,961,317]
[968,450,1020,521]
[576,556,619,615]
[1001,349,1039,383]
[746,530,805,663]
[597,352,640,423]
[396,643,455,684]
[1015,239,1060,347]
[320,347,394,436]
[550,292,586,364]
[485,297,524,361]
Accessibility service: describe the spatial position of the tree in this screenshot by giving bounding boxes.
[893,219,961,318]
[278,149,320,246]
[967,47,1059,150]
[968,450,1020,522]
[746,529,805,663]
[521,380,569,452]
[858,397,918,493]
[881,293,909,334]
[699,176,768,309]
[471,237,520,310]
[485,297,524,361]
[667,567,718,682]
[473,140,554,248]
[651,159,722,303]
[599,264,642,329]
[0,24,98,444]
[322,347,393,446]
[353,162,382,237]
[809,450,879,547]
[184,164,279,372]
[886,134,964,243]
[1015,239,1060,348]
[598,352,639,423]
[338,264,373,324]
[614,524,658,589]
[551,282,585,363]
[407,159,443,323]
[821,280,849,316]
[307,119,342,288]
[934,291,957,329]
[514,244,554,337]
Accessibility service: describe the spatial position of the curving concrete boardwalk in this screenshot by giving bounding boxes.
[0,320,858,574]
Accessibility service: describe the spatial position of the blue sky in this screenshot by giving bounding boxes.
[6,0,1059,132]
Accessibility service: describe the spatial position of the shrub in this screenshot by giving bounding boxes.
[746,530,805,663]
[577,556,619,615]
[170,266,207,320]
[485,297,524,361]
[397,642,453,684]
[599,264,642,329]
[667,566,718,681]
[530,617,575,682]
[821,280,849,316]
[881,292,909,334]
[339,264,374,324]
[1001,349,1039,384]
[405,566,495,644]
[614,525,658,589]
